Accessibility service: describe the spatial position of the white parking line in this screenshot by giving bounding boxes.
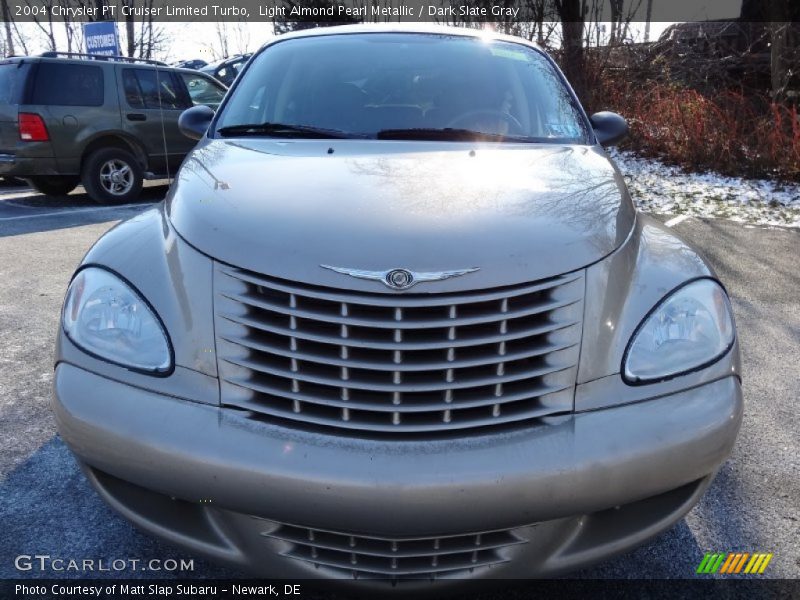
[0,203,144,222]
[664,214,690,228]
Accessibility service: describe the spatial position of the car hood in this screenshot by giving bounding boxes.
[167,139,635,292]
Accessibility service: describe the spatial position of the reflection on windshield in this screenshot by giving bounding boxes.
[215,33,590,143]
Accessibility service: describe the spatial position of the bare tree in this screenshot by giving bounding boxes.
[216,23,230,59]
[1,0,15,56]
[136,14,166,59]
[608,0,624,44]
[644,0,654,42]
[741,0,799,98]
[11,0,87,55]
[203,21,252,60]
[117,0,135,56]
[103,0,170,59]
[483,1,558,43]
[21,0,57,52]
[554,0,586,98]
[10,21,29,55]
[273,0,360,35]
[767,2,800,100]
[57,0,89,53]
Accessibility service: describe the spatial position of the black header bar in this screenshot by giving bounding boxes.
[2,0,756,24]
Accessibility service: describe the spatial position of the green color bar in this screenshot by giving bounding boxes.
[696,553,714,574]
[710,553,726,573]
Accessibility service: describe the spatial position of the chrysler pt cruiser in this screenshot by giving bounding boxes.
[53,26,742,586]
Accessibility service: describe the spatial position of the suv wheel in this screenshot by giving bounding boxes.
[27,176,80,197]
[82,147,143,205]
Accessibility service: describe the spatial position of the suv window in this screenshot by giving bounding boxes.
[123,68,183,110]
[0,64,19,104]
[30,63,104,106]
[210,56,248,85]
[180,73,226,109]
[217,67,232,83]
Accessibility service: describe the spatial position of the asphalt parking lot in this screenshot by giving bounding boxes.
[0,181,798,584]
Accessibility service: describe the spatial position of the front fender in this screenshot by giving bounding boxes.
[55,205,219,404]
[577,213,740,399]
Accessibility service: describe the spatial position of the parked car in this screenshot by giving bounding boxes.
[53,26,742,586]
[0,53,227,203]
[199,53,252,86]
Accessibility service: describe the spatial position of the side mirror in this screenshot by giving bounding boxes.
[178,105,215,141]
[590,111,629,147]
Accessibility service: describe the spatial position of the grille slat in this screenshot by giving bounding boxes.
[224,377,572,413]
[221,290,580,330]
[222,355,574,393]
[220,334,575,372]
[259,521,525,579]
[223,393,571,433]
[283,548,508,576]
[223,266,582,307]
[220,312,579,351]
[216,265,583,435]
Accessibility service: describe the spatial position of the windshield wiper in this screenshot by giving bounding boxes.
[376,128,535,142]
[217,122,358,139]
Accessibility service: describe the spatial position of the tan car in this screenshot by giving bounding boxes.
[53,25,741,589]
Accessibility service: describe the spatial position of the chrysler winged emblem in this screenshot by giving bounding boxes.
[320,265,480,290]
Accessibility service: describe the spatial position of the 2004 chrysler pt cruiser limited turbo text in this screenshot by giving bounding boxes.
[53,25,742,587]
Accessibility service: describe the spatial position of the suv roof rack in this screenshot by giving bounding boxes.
[38,52,167,66]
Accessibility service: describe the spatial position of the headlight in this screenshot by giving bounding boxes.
[62,267,172,374]
[623,278,735,383]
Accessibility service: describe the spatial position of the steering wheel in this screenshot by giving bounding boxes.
[446,110,525,136]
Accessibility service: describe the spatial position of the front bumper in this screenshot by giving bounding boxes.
[53,362,742,581]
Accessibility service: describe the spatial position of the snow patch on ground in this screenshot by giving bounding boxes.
[608,149,800,228]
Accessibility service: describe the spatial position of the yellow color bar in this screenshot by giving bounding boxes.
[744,554,760,574]
[757,554,773,574]
[748,554,770,574]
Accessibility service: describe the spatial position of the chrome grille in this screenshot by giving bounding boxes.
[214,264,584,435]
[258,521,526,579]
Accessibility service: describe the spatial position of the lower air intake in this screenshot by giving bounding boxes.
[260,521,527,580]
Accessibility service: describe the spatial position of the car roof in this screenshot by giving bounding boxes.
[204,54,251,68]
[1,54,225,77]
[173,67,227,86]
[1,54,170,69]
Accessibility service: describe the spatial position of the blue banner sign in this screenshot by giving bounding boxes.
[83,21,120,56]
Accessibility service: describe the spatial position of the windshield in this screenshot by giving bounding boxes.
[214,33,591,143]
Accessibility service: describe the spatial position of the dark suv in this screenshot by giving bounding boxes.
[0,53,227,203]
[199,54,252,86]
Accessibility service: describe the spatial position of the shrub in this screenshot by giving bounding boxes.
[584,62,800,181]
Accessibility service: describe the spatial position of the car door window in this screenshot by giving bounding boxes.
[180,73,226,109]
[122,69,145,108]
[122,68,183,110]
